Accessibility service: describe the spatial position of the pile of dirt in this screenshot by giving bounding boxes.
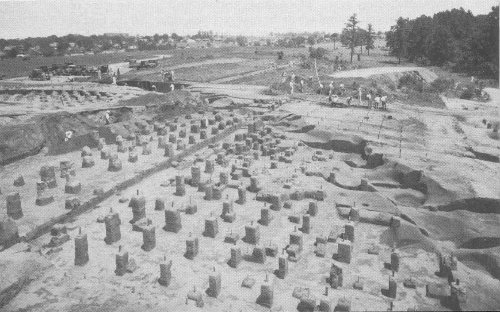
[0,89,208,164]
[0,108,136,165]
[436,198,500,214]
[379,218,436,252]
[366,160,462,207]
[0,122,45,165]
[116,90,200,108]
[301,130,367,154]
[455,247,500,280]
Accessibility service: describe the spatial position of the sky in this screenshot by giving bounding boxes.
[0,0,497,39]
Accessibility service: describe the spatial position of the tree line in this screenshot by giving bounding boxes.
[386,6,498,78]
[0,33,186,58]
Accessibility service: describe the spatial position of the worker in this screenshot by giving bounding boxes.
[105,110,111,125]
[151,84,157,92]
[319,82,324,95]
[170,83,175,91]
[332,93,339,104]
[346,96,352,106]
[328,81,334,96]
[281,72,287,83]
[381,95,388,110]
[170,70,175,81]
[358,87,363,106]
[366,91,372,108]
[340,83,345,93]
[64,130,74,142]
[289,80,294,95]
[374,94,381,109]
[300,79,304,93]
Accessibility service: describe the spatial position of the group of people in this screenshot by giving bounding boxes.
[327,84,388,110]
[363,88,388,110]
[283,72,306,94]
[283,72,389,110]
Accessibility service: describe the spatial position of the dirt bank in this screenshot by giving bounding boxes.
[0,90,203,165]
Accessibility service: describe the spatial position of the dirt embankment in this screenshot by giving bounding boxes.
[0,90,203,165]
[0,109,127,165]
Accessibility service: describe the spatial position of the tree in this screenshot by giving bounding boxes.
[386,17,409,64]
[344,14,359,63]
[406,15,433,62]
[236,36,248,46]
[5,46,19,58]
[425,25,453,65]
[171,33,182,41]
[57,40,70,55]
[357,28,368,54]
[309,47,327,59]
[365,24,375,55]
[307,35,316,46]
[291,36,306,47]
[330,33,339,49]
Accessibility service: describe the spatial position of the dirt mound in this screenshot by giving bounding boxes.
[380,219,436,252]
[455,247,500,280]
[0,122,45,165]
[288,125,316,133]
[0,108,137,165]
[0,89,207,165]
[437,198,500,214]
[302,130,367,154]
[330,67,438,83]
[366,160,461,207]
[460,237,500,249]
[117,90,200,108]
[468,146,500,163]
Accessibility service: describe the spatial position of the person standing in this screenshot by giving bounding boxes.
[358,87,363,106]
[366,91,373,108]
[374,95,381,109]
[381,95,388,110]
[105,111,111,125]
